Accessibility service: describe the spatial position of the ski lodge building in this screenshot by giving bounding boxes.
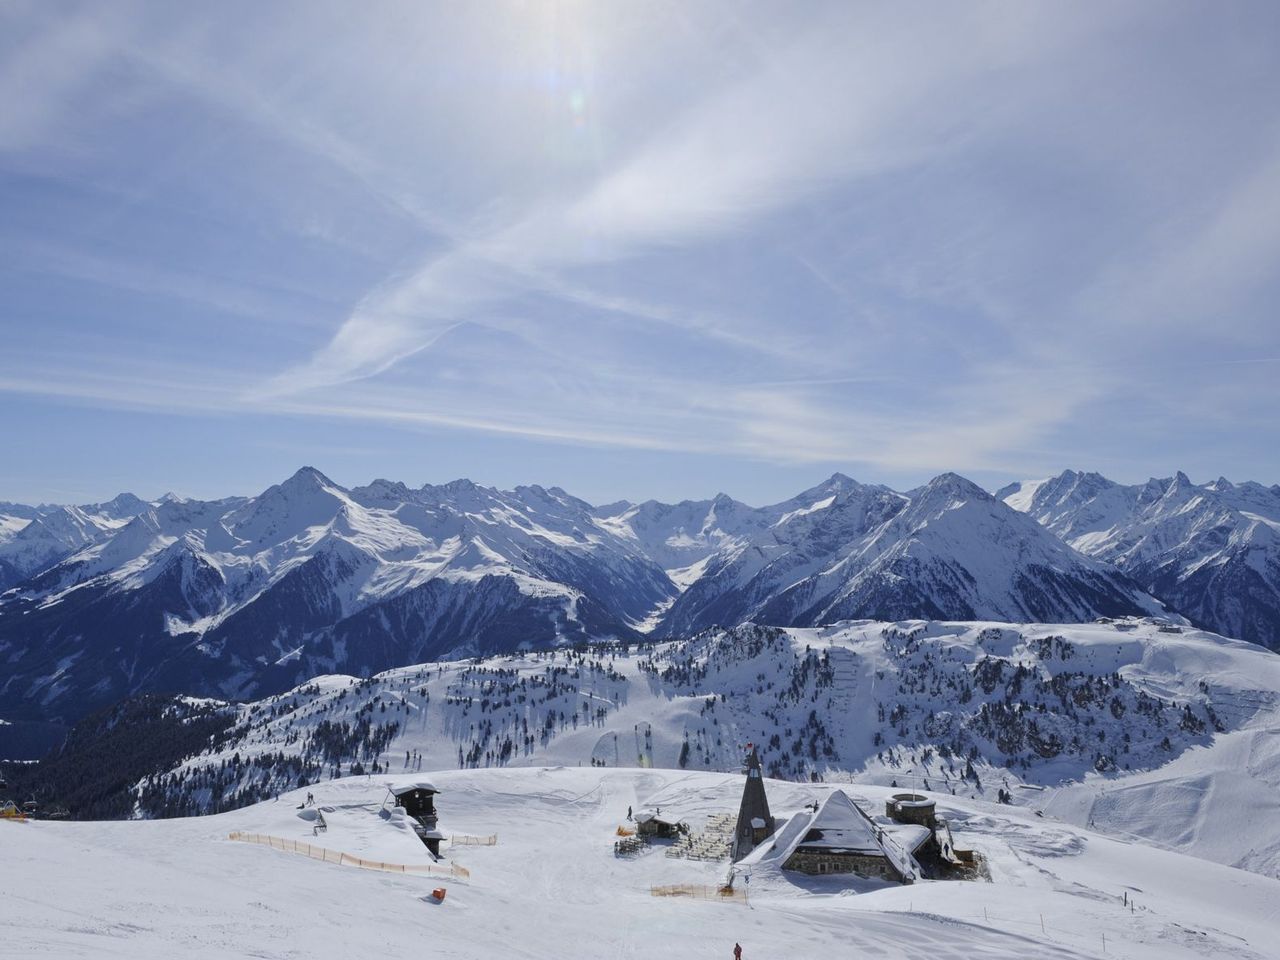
[780,790,923,881]
[727,746,975,884]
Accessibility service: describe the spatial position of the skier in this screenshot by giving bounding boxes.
[733,943,742,959]
[627,805,632,821]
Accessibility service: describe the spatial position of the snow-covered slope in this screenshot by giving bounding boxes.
[9,765,1278,960]
[592,474,865,577]
[0,500,38,547]
[0,497,149,589]
[141,618,1280,882]
[1001,470,1280,650]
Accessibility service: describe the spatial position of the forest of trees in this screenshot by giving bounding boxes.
[0,695,239,820]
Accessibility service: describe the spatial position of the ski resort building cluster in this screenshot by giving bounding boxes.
[724,744,977,885]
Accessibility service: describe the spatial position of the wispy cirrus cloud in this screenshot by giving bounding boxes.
[2,1,1279,502]
[262,3,1118,397]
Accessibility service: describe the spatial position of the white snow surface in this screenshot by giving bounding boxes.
[0,513,30,544]
[7,766,1279,959]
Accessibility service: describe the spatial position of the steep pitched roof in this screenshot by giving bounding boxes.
[777,790,918,880]
[793,790,882,853]
[635,809,681,826]
[732,744,775,861]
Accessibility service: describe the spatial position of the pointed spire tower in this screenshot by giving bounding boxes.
[732,743,776,861]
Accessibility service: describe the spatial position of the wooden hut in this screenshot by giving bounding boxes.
[389,780,444,856]
[635,809,685,839]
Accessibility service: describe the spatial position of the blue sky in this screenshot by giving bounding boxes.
[2,1,1278,506]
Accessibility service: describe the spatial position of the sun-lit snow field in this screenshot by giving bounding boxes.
[7,766,1278,959]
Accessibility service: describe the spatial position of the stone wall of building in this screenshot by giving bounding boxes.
[784,849,904,882]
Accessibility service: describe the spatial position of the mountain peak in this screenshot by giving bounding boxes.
[282,466,335,491]
[436,478,479,495]
[99,492,148,512]
[922,472,990,501]
[592,499,633,517]
[1053,470,1116,499]
[814,472,867,498]
[360,478,410,495]
[780,473,867,510]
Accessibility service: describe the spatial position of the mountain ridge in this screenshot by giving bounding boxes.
[1001,469,1280,649]
[1,466,1272,738]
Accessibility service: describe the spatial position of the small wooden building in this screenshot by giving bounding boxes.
[389,780,444,856]
[635,809,685,839]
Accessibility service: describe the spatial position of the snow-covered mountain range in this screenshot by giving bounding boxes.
[0,468,1178,730]
[999,470,1280,651]
[650,472,1164,635]
[0,492,154,587]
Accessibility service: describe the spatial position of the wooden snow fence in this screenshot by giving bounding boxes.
[450,833,498,846]
[650,883,747,904]
[227,832,470,879]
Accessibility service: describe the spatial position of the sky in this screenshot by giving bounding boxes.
[1,0,1279,507]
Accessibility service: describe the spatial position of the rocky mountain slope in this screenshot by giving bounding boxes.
[647,473,1165,635]
[1000,470,1280,650]
[0,469,672,729]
